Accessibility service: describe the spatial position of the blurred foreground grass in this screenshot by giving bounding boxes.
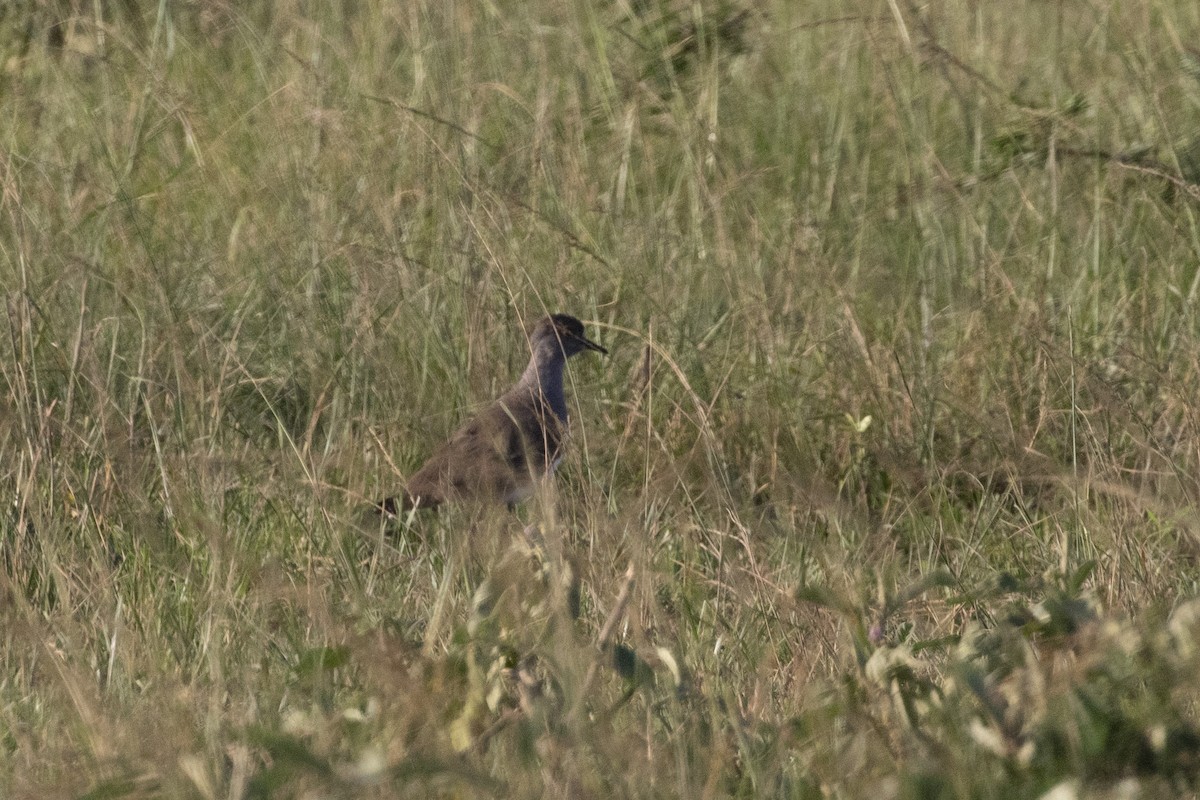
[4,1,1200,797]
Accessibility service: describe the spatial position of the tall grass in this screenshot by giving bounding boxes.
[4,0,1200,796]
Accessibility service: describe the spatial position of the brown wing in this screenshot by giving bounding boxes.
[402,401,531,508]
[377,391,566,514]
[511,392,565,474]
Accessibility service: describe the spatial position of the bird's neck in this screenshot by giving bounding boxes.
[518,347,568,422]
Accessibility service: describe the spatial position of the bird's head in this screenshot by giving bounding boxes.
[531,314,607,359]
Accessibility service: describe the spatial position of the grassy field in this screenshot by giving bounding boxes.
[4,0,1200,797]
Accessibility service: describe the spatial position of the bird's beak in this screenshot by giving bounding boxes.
[578,333,608,355]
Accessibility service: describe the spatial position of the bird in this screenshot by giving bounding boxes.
[377,313,607,515]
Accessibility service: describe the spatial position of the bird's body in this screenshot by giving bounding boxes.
[378,314,605,514]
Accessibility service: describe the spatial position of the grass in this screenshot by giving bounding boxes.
[4,0,1200,797]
